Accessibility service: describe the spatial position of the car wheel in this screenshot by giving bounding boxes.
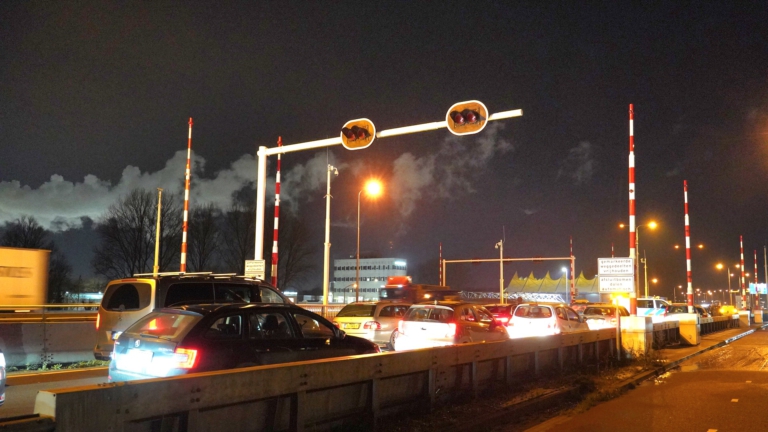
[387,329,399,350]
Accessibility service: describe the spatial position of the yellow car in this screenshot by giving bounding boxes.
[717,304,739,316]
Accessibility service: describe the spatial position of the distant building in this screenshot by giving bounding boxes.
[330,258,407,303]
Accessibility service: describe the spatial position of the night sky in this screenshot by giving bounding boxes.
[2,2,767,298]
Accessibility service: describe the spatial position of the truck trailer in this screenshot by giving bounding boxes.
[0,247,49,311]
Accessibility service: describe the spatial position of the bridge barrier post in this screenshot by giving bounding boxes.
[739,310,751,327]
[619,316,653,357]
[667,313,700,345]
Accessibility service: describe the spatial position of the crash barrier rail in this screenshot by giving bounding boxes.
[26,329,617,431]
[0,304,98,321]
[0,321,96,368]
[700,315,740,335]
[296,304,345,319]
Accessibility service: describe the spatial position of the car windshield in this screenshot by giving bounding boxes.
[403,307,454,323]
[514,305,552,318]
[336,304,376,317]
[584,307,616,316]
[124,311,201,341]
[485,306,512,314]
[668,305,688,313]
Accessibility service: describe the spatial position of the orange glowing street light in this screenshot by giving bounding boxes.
[356,179,383,302]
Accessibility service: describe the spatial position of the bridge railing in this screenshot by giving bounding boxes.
[32,329,617,431]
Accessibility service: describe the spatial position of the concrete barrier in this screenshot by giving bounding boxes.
[739,310,751,327]
[619,316,652,356]
[0,322,96,367]
[30,329,617,431]
[669,313,700,345]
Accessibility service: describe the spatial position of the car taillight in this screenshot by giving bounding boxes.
[96,312,100,330]
[363,321,381,330]
[497,316,510,324]
[174,348,198,369]
[447,322,457,337]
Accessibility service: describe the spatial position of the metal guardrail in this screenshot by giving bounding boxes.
[30,329,617,431]
[700,315,740,335]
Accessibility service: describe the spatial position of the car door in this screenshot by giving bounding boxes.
[458,306,479,341]
[245,311,302,365]
[555,307,570,332]
[289,310,356,361]
[196,312,248,371]
[474,306,506,341]
[565,307,588,332]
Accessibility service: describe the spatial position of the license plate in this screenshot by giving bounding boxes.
[118,349,153,372]
[344,323,360,329]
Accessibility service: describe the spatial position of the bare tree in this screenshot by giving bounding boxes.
[1,215,72,302]
[275,212,316,289]
[92,189,182,279]
[188,203,221,272]
[219,202,255,274]
[1,215,49,248]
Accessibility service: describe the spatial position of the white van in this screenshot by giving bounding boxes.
[93,273,290,360]
[637,298,670,321]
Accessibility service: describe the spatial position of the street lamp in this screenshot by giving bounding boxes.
[621,221,657,302]
[562,267,569,304]
[356,180,383,302]
[495,240,504,304]
[716,263,737,305]
[323,165,338,307]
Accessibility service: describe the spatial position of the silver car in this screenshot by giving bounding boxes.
[332,301,411,349]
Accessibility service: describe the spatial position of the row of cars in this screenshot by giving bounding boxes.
[97,274,382,382]
[333,299,592,352]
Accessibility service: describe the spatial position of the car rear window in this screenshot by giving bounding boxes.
[125,311,201,341]
[164,283,214,307]
[102,283,151,311]
[513,305,553,318]
[584,307,616,316]
[404,307,453,323]
[336,304,376,317]
[486,306,512,314]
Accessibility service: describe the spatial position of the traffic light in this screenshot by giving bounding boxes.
[341,118,376,150]
[446,100,488,136]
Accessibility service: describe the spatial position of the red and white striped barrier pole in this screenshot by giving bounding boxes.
[684,181,693,313]
[740,236,746,310]
[439,242,443,286]
[628,104,637,314]
[755,249,759,310]
[611,243,614,258]
[270,137,282,287]
[180,117,193,273]
[570,235,575,304]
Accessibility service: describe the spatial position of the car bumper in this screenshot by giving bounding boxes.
[393,334,454,351]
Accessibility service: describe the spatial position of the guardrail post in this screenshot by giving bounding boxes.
[533,351,540,375]
[471,361,479,399]
[291,391,307,432]
[505,355,513,386]
[428,367,437,411]
[369,378,380,429]
[557,347,564,370]
[577,343,583,364]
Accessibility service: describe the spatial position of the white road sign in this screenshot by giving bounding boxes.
[597,258,634,276]
[244,259,266,280]
[598,276,634,292]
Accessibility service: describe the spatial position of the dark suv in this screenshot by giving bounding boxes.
[108,303,379,381]
[94,273,291,360]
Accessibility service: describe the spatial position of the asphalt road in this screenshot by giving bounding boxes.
[523,327,768,432]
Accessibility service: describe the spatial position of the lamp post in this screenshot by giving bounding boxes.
[716,263,736,305]
[562,267,569,304]
[356,180,382,303]
[323,165,338,306]
[495,240,504,304]
[621,221,657,304]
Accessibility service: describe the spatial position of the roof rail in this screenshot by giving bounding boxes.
[133,271,214,278]
[232,275,264,282]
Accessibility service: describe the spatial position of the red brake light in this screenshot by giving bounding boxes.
[148,319,158,330]
[363,321,381,330]
[497,316,510,324]
[447,322,457,337]
[96,312,100,330]
[174,348,198,369]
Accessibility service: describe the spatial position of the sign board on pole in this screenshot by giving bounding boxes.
[597,258,634,275]
[598,276,634,292]
[749,283,767,295]
[244,259,266,280]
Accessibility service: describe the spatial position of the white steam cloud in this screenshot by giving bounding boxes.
[390,122,513,219]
